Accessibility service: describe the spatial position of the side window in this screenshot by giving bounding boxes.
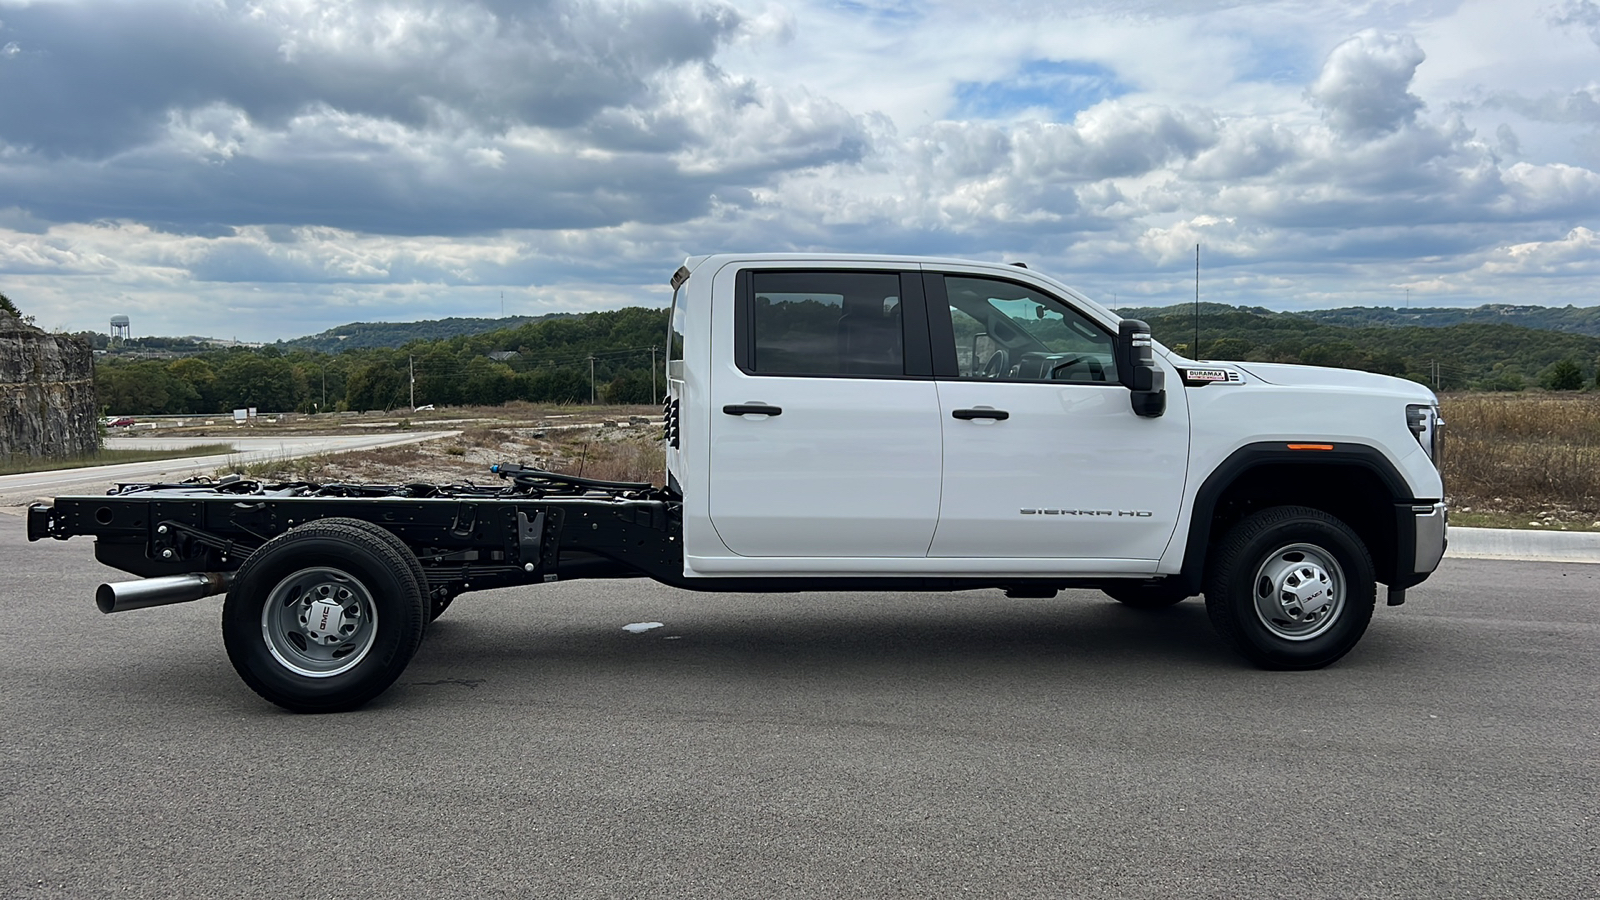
[667,284,686,382]
[745,271,904,377]
[941,276,1117,383]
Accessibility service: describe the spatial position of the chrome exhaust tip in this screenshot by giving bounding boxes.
[95,572,234,614]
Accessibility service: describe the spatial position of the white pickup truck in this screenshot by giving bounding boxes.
[29,253,1446,712]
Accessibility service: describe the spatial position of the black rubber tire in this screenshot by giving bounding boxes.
[1103,581,1192,609]
[320,518,444,624]
[1203,505,1375,670]
[223,521,428,713]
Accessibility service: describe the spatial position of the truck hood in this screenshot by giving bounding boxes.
[1231,361,1435,400]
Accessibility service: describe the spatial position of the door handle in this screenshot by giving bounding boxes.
[723,404,783,417]
[952,408,1009,421]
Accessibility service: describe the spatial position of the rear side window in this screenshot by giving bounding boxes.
[745,271,904,377]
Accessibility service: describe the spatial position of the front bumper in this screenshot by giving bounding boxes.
[1412,501,1448,575]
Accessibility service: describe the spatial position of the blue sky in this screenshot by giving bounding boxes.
[1,0,1598,340]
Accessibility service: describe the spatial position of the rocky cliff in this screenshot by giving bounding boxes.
[0,311,98,462]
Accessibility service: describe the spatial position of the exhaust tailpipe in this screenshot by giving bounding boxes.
[96,572,235,614]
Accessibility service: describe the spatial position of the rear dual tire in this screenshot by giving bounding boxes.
[222,520,428,713]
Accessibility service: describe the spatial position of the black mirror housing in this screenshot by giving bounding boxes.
[1117,319,1166,418]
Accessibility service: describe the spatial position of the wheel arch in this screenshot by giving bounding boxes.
[1179,442,1419,594]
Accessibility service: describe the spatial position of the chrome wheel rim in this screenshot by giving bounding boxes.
[1252,543,1345,641]
[261,567,379,677]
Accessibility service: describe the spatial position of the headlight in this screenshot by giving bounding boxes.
[1406,404,1443,466]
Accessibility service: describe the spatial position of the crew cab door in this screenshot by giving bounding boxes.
[706,265,943,557]
[925,271,1189,562]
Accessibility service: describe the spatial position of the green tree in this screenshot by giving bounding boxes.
[412,346,464,407]
[216,354,303,411]
[96,361,177,414]
[166,358,219,412]
[0,291,20,319]
[515,366,588,404]
[602,370,654,404]
[461,357,516,406]
[1475,372,1526,392]
[1202,337,1254,360]
[345,358,407,411]
[1539,358,1585,391]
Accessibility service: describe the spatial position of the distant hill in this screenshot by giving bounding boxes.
[278,314,573,353]
[1115,302,1600,338]
[1293,304,1600,337]
[1114,302,1600,390]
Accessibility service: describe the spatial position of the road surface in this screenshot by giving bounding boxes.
[0,524,1593,899]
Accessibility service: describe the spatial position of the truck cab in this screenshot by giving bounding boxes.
[666,253,1445,664]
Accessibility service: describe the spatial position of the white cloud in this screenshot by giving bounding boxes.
[0,0,1597,339]
[1549,0,1600,47]
[1482,226,1600,275]
[1308,30,1426,139]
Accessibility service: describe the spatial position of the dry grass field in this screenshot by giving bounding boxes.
[1441,392,1600,530]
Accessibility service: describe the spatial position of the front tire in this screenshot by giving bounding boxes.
[1204,506,1375,670]
[223,521,428,712]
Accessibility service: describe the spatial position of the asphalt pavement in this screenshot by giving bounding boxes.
[1,525,1595,899]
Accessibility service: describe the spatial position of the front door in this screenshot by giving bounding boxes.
[707,266,943,558]
[926,272,1189,562]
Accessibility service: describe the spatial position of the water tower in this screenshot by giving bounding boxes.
[110,315,130,340]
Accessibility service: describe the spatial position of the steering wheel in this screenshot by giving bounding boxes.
[1048,355,1106,382]
[982,349,1011,379]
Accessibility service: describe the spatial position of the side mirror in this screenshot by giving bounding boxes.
[1116,320,1166,418]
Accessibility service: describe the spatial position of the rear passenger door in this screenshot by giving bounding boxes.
[707,265,943,558]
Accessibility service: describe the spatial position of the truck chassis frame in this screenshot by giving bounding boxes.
[29,467,684,602]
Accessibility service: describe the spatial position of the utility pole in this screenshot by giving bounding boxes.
[1405,287,1410,310]
[320,366,326,412]
[1194,244,1201,359]
[589,355,596,405]
[650,347,658,404]
[409,355,415,409]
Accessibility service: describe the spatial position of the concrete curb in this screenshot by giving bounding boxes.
[1445,526,1600,564]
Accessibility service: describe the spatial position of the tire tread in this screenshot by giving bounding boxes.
[225,520,427,712]
[1203,505,1375,670]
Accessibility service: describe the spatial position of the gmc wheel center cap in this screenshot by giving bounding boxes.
[301,597,351,644]
[1281,566,1331,615]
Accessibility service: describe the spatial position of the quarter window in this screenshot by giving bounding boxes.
[746,272,904,377]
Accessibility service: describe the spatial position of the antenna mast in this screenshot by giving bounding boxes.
[1194,244,1200,359]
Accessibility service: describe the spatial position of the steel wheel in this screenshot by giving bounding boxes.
[224,521,427,712]
[1250,543,1346,641]
[1204,505,1375,670]
[261,567,380,678]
